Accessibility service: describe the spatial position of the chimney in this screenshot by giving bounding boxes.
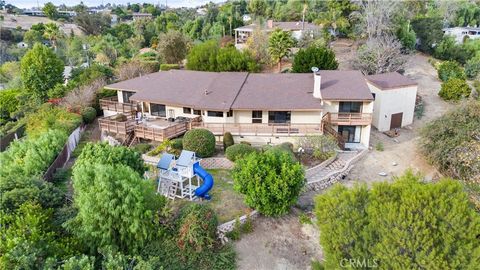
[267,19,273,29]
[312,69,322,99]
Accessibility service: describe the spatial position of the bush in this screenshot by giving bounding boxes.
[437,61,466,82]
[176,204,218,256]
[223,132,234,150]
[465,55,480,79]
[225,144,256,162]
[147,139,173,156]
[81,107,96,124]
[263,144,297,161]
[183,129,216,158]
[315,171,480,269]
[25,103,82,138]
[160,64,180,71]
[434,36,470,64]
[292,46,338,73]
[132,143,152,154]
[375,142,384,151]
[0,88,20,122]
[438,78,471,101]
[232,151,305,216]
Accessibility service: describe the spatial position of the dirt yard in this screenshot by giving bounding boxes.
[234,50,452,269]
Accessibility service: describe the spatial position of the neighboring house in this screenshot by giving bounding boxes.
[242,14,252,23]
[366,73,418,132]
[17,42,28,48]
[99,70,418,150]
[132,12,153,21]
[234,19,319,49]
[442,27,480,43]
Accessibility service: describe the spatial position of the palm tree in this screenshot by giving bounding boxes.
[268,29,295,72]
[43,23,62,52]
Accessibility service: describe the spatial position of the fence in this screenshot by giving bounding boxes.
[44,125,85,181]
[0,124,25,152]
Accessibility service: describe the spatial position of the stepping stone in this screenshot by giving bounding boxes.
[378,172,387,176]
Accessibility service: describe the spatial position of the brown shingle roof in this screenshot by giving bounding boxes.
[318,70,374,101]
[104,70,376,111]
[107,70,248,111]
[366,72,417,90]
[231,73,322,110]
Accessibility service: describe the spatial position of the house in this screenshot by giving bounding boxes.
[366,72,418,132]
[132,12,153,21]
[97,69,420,150]
[442,27,480,43]
[17,42,28,48]
[234,19,319,49]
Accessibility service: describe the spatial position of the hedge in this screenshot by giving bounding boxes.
[225,144,256,161]
[160,64,180,71]
[182,129,216,158]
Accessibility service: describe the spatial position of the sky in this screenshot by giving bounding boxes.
[10,0,222,9]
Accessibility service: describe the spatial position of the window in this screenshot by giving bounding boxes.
[339,102,362,113]
[338,126,360,143]
[371,93,376,100]
[207,111,223,117]
[183,107,192,114]
[252,111,262,123]
[226,110,233,117]
[268,111,291,124]
[150,103,166,117]
[193,110,201,115]
[122,91,135,103]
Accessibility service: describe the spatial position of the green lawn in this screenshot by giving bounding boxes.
[151,168,249,223]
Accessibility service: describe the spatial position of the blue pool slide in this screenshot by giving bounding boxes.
[193,163,214,200]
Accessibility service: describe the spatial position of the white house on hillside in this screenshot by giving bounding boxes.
[442,27,480,43]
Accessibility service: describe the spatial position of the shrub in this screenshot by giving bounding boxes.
[225,144,256,162]
[315,171,480,269]
[81,107,96,124]
[183,129,216,158]
[25,103,82,138]
[263,144,297,161]
[0,88,20,122]
[292,46,338,73]
[434,36,470,64]
[147,139,173,156]
[132,143,152,154]
[437,61,466,82]
[160,64,180,71]
[297,135,338,160]
[375,142,384,151]
[465,55,480,79]
[223,132,234,150]
[232,151,305,216]
[176,204,218,256]
[439,78,471,101]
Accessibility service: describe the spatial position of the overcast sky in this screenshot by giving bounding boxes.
[10,0,221,9]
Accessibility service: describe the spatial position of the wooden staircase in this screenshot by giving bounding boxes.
[322,113,345,150]
[123,132,138,147]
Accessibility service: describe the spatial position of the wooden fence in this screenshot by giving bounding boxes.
[0,124,25,152]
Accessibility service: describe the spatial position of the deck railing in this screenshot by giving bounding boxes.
[98,114,136,135]
[134,122,188,142]
[100,96,137,113]
[325,112,372,125]
[192,122,322,136]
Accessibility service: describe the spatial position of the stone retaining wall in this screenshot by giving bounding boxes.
[217,210,258,244]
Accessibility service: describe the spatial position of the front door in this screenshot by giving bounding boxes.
[390,113,403,129]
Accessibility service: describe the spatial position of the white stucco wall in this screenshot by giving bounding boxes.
[368,83,417,132]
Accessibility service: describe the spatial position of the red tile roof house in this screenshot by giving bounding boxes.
[234,19,320,49]
[99,70,417,150]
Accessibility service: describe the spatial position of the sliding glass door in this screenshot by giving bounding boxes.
[150,103,166,117]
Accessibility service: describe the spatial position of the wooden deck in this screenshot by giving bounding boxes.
[98,115,136,135]
[192,122,323,136]
[134,122,188,141]
[324,112,372,126]
[100,96,137,113]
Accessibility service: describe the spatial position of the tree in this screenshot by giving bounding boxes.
[23,29,44,47]
[114,60,154,81]
[42,2,58,20]
[247,0,267,18]
[316,1,350,37]
[75,12,111,35]
[157,31,190,64]
[43,23,62,52]
[352,35,407,75]
[20,43,64,101]
[292,46,338,73]
[232,151,305,216]
[71,163,164,254]
[182,129,216,158]
[245,27,272,65]
[268,29,295,71]
[358,0,400,39]
[315,171,480,269]
[395,20,416,51]
[216,45,259,72]
[0,203,70,269]
[411,17,444,54]
[0,88,19,123]
[434,36,471,64]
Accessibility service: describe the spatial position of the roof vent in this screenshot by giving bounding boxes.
[204,90,209,95]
